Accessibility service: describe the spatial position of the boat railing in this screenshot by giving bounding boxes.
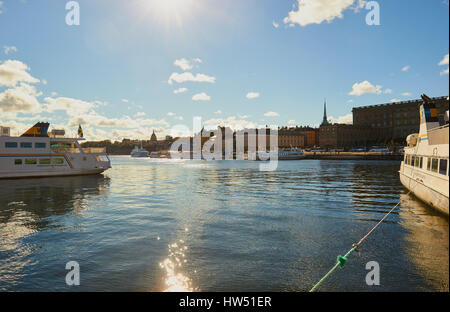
[428,123,449,133]
[51,147,106,154]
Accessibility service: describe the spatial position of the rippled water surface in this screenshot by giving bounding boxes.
[0,157,448,291]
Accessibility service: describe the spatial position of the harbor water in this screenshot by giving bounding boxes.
[0,157,448,291]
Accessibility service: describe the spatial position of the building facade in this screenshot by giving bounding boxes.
[352,96,448,144]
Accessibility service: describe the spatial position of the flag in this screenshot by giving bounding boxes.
[78,124,84,138]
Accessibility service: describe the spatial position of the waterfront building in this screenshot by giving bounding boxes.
[319,123,370,149]
[352,96,449,144]
[278,129,305,148]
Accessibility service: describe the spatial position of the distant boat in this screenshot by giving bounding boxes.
[131,143,149,158]
[399,94,449,215]
[248,148,305,160]
[278,148,305,160]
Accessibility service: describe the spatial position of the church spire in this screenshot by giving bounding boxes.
[321,99,330,126]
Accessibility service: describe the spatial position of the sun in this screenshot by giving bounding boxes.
[136,0,197,27]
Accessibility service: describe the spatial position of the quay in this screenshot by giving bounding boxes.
[303,152,403,161]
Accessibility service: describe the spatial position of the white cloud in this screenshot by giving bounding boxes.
[173,87,188,94]
[135,112,146,117]
[167,112,176,116]
[401,92,412,97]
[173,58,202,71]
[121,99,129,103]
[0,83,42,113]
[174,58,193,71]
[329,113,352,124]
[438,53,449,75]
[283,0,364,27]
[0,60,40,87]
[214,110,222,114]
[246,92,260,99]
[383,88,392,94]
[0,1,3,14]
[44,96,96,115]
[272,21,279,28]
[238,114,250,119]
[168,72,216,84]
[192,92,211,101]
[401,65,410,72]
[3,46,17,55]
[348,80,383,96]
[390,98,400,103]
[438,53,449,66]
[288,120,296,125]
[50,91,58,97]
[264,111,279,117]
[174,116,183,121]
[347,99,354,103]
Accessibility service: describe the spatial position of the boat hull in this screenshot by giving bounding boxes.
[399,171,449,215]
[0,168,107,179]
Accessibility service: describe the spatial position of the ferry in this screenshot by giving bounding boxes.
[130,143,149,157]
[278,148,305,160]
[248,148,305,161]
[0,122,111,179]
[399,94,449,215]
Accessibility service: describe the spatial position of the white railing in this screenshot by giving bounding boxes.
[51,147,106,154]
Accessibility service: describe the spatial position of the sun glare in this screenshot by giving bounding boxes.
[137,0,197,27]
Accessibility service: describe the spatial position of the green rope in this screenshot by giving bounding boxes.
[309,246,357,292]
[309,190,411,292]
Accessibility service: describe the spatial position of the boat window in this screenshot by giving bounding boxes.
[439,159,447,175]
[14,159,22,165]
[414,156,420,167]
[5,142,18,148]
[431,158,438,173]
[50,142,72,148]
[20,142,32,148]
[427,158,432,171]
[419,157,423,168]
[39,158,51,165]
[25,159,37,165]
[35,143,46,148]
[53,158,65,164]
[411,156,416,166]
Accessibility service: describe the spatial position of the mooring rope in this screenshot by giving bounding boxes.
[309,190,411,292]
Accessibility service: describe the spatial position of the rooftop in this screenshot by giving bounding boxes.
[352,96,448,110]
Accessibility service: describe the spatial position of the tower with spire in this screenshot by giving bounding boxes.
[321,99,330,126]
[150,130,157,142]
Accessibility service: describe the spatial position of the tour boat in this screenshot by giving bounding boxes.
[130,143,149,158]
[399,95,449,215]
[0,122,111,179]
[278,148,305,160]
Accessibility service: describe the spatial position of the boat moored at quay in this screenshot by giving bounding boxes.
[399,95,449,215]
[0,122,111,179]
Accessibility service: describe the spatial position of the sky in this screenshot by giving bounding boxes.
[0,0,449,141]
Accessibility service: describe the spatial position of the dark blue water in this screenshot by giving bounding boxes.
[0,157,448,291]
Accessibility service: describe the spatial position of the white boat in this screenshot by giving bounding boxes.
[399,94,449,215]
[130,143,149,158]
[0,122,111,179]
[278,148,305,160]
[248,148,305,160]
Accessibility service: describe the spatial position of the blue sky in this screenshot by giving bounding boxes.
[0,0,449,140]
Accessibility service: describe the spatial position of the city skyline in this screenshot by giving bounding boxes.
[0,0,449,141]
